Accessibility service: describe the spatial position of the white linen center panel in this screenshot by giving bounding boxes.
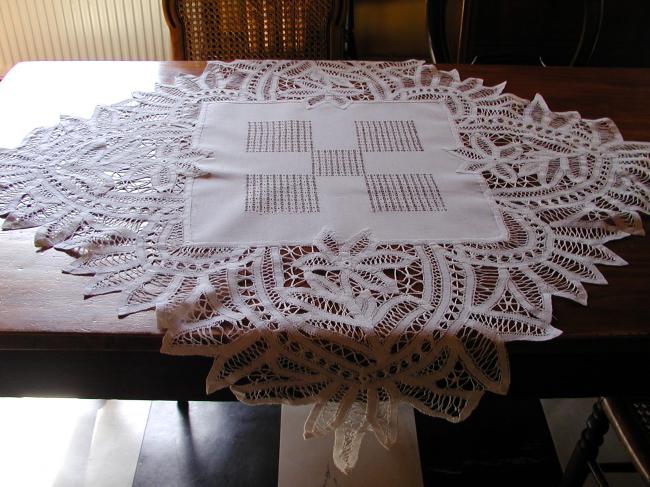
[189,101,504,244]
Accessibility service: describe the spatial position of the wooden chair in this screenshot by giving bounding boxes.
[162,0,349,61]
[426,0,604,66]
[560,397,650,487]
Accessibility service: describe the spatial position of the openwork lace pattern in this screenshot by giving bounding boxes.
[1,60,648,472]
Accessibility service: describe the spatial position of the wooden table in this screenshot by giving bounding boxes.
[0,61,648,400]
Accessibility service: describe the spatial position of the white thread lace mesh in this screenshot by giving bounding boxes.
[1,60,648,472]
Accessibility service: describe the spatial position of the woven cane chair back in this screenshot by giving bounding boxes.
[163,0,348,60]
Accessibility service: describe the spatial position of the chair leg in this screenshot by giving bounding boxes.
[177,400,189,415]
[588,460,611,487]
[559,399,610,487]
[344,0,356,59]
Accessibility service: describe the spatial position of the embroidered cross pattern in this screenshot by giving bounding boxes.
[312,149,365,176]
[246,120,312,152]
[355,120,423,152]
[366,173,446,212]
[245,174,320,213]
[245,118,446,214]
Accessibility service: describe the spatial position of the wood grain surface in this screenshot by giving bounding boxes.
[0,61,648,354]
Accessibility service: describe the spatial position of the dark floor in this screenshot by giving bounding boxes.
[134,402,281,487]
[133,396,560,487]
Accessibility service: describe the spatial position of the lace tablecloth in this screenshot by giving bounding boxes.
[1,60,648,471]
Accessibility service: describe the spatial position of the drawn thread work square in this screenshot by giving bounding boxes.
[365,173,447,212]
[312,149,365,176]
[246,174,320,213]
[355,120,423,152]
[246,120,312,152]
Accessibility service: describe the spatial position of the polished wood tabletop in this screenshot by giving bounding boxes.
[0,61,648,398]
